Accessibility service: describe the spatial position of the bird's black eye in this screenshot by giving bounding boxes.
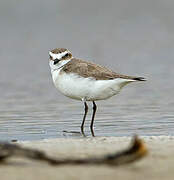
[64,53,69,58]
[49,55,53,60]
[54,59,60,65]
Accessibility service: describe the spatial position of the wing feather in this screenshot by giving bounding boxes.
[61,58,145,81]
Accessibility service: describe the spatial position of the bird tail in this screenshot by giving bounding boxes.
[132,77,146,81]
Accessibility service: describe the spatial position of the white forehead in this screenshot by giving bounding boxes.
[49,51,68,60]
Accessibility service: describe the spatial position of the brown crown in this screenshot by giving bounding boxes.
[51,48,68,54]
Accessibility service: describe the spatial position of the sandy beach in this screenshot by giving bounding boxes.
[0,136,173,180]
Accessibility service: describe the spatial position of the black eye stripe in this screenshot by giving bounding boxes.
[53,59,60,65]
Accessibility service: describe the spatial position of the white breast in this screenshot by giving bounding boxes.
[51,68,134,101]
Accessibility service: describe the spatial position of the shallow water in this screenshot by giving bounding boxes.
[0,0,174,141]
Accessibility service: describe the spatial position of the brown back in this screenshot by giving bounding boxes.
[61,58,140,80]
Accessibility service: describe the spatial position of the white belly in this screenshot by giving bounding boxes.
[51,70,134,101]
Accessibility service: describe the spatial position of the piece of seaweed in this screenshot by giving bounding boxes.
[0,135,148,166]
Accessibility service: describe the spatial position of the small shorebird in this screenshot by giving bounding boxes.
[49,48,146,136]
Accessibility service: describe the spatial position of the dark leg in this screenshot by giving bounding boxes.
[90,101,97,137]
[81,101,88,136]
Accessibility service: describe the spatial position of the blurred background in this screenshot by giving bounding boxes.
[0,0,174,140]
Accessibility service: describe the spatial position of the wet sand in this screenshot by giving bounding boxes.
[0,136,174,180]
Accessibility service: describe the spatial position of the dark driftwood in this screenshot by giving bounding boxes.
[0,136,148,166]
